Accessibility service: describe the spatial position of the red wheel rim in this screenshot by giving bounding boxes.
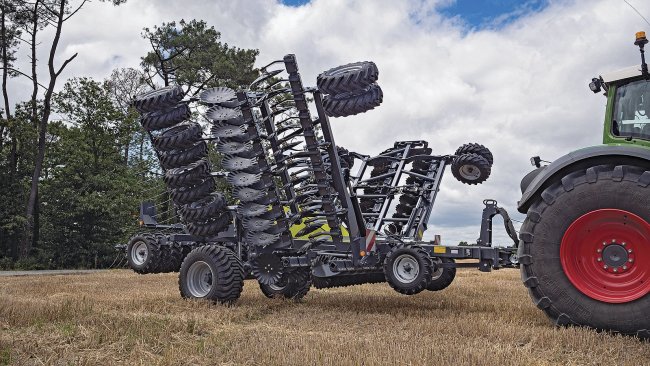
[561,209,650,303]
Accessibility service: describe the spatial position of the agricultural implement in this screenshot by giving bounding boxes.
[124,55,518,303]
[517,32,650,337]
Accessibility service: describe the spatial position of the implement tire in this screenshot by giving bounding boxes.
[141,104,191,131]
[451,153,491,185]
[259,269,311,301]
[180,194,228,222]
[383,244,432,295]
[520,164,650,337]
[455,143,494,166]
[186,213,232,237]
[317,61,379,95]
[163,159,211,189]
[178,245,244,304]
[126,233,162,274]
[133,86,184,113]
[152,122,202,152]
[323,84,383,118]
[159,141,208,170]
[169,177,215,205]
[426,258,456,291]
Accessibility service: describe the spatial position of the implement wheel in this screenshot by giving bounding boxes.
[259,269,312,301]
[383,245,433,295]
[520,165,650,337]
[178,245,244,304]
[426,258,456,291]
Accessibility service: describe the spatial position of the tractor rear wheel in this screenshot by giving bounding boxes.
[178,245,244,304]
[520,165,650,337]
[383,245,433,295]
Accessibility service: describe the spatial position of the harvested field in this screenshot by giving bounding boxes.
[0,269,647,365]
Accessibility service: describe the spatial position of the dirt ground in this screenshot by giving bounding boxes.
[0,269,648,365]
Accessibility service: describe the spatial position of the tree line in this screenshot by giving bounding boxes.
[0,0,258,269]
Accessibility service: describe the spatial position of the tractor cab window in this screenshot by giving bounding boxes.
[612,79,650,140]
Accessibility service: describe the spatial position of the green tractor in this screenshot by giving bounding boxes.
[518,31,650,337]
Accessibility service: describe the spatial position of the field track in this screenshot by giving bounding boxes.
[0,269,648,365]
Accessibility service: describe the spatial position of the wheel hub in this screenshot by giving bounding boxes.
[561,209,650,303]
[459,164,480,180]
[393,254,420,284]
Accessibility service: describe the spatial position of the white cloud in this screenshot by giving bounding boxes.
[7,0,650,244]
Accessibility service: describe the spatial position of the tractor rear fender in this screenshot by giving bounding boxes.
[517,145,650,213]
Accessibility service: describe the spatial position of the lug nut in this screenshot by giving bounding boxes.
[597,258,602,262]
[603,242,607,246]
[628,249,633,253]
[604,265,609,269]
[623,265,628,270]
[613,268,618,272]
[597,249,602,253]
[622,242,627,246]
[629,258,634,263]
[612,239,617,243]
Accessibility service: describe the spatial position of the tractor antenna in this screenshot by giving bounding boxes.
[624,0,650,28]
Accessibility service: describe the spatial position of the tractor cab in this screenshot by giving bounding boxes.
[592,31,650,147]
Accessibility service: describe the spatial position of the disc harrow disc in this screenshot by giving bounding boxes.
[199,87,237,104]
[211,123,248,139]
[205,106,242,121]
[237,202,269,217]
[251,253,284,285]
[216,140,252,155]
[247,231,281,248]
[222,155,258,171]
[234,187,267,202]
[227,172,262,187]
[243,217,275,231]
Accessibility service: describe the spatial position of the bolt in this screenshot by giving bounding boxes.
[604,265,609,269]
[612,239,617,243]
[597,258,602,262]
[603,242,607,246]
[622,242,627,246]
[613,268,618,272]
[629,258,634,263]
[628,249,633,253]
[597,249,602,253]
[623,265,628,270]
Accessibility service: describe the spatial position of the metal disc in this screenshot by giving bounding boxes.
[234,187,266,202]
[227,172,262,187]
[243,217,275,231]
[222,155,258,171]
[247,232,281,248]
[216,140,252,155]
[250,253,284,285]
[237,202,268,217]
[199,87,237,104]
[211,123,247,139]
[205,106,242,121]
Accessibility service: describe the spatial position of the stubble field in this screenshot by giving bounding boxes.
[0,269,648,365]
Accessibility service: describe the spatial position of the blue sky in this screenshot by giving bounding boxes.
[281,0,550,29]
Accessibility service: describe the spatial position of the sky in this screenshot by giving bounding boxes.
[6,0,650,245]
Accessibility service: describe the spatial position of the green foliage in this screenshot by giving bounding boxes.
[141,19,259,94]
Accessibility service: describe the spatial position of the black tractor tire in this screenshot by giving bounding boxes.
[159,141,208,170]
[450,153,491,185]
[152,122,202,152]
[126,233,162,274]
[186,212,232,237]
[520,164,650,337]
[141,104,191,131]
[170,177,215,205]
[426,258,456,291]
[383,244,433,295]
[180,193,228,222]
[455,143,494,166]
[323,83,383,118]
[178,245,244,304]
[163,159,211,189]
[161,242,186,273]
[317,61,379,95]
[133,86,184,114]
[259,268,311,301]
